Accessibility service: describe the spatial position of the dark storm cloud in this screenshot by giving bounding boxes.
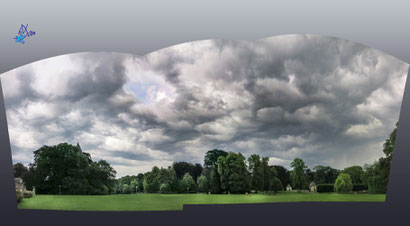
[1,35,408,177]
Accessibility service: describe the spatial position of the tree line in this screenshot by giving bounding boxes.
[14,124,397,195]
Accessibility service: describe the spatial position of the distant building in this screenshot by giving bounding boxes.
[15,177,26,192]
[309,181,317,192]
[286,184,292,191]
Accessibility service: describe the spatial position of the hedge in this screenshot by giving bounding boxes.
[368,176,387,194]
[317,184,334,193]
[352,184,368,191]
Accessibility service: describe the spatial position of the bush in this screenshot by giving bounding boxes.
[352,184,368,192]
[23,191,33,198]
[368,176,387,194]
[317,184,334,193]
[334,173,353,193]
[16,191,24,203]
[159,183,171,193]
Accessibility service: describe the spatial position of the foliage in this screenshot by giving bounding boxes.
[316,184,334,193]
[273,165,290,188]
[209,167,222,194]
[263,157,276,191]
[368,175,387,194]
[159,167,179,192]
[159,183,171,193]
[248,154,264,192]
[359,124,397,194]
[313,165,340,184]
[130,179,139,193]
[290,158,308,190]
[143,166,161,193]
[180,173,197,193]
[334,173,353,193]
[360,163,378,186]
[13,163,28,178]
[116,175,139,194]
[204,149,228,168]
[305,168,315,184]
[217,152,251,193]
[197,175,209,192]
[24,143,116,195]
[121,184,131,194]
[270,177,283,192]
[172,162,203,182]
[342,166,364,184]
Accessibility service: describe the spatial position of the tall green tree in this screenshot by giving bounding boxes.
[203,149,227,194]
[273,165,291,187]
[88,160,116,194]
[143,166,161,193]
[248,154,264,192]
[209,167,222,194]
[290,158,308,190]
[217,152,251,193]
[28,142,116,195]
[262,157,275,191]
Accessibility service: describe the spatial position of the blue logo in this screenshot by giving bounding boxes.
[13,24,36,44]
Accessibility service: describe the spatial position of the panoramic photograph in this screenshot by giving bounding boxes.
[1,34,408,211]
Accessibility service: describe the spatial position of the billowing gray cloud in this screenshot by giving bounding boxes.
[1,35,408,177]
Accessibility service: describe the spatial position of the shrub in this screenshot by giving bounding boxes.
[23,191,33,198]
[159,183,171,193]
[16,191,24,203]
[352,184,368,192]
[368,175,387,194]
[317,184,334,193]
[334,173,353,193]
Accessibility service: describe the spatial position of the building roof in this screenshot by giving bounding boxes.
[309,181,316,186]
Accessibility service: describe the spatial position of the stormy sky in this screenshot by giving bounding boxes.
[1,35,408,178]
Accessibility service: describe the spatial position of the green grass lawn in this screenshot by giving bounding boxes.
[18,192,386,211]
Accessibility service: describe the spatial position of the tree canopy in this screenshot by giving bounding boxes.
[24,143,116,195]
[290,158,308,190]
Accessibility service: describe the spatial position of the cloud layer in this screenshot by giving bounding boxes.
[1,35,408,177]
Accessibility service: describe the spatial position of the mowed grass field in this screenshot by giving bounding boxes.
[18,192,386,211]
